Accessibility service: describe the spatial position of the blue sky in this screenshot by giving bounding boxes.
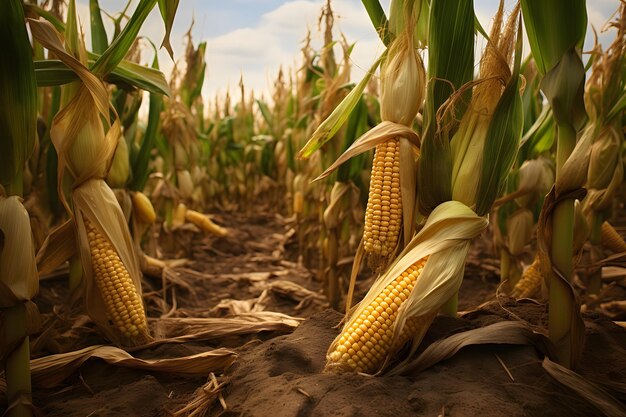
[76,1,619,103]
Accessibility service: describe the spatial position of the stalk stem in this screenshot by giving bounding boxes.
[2,304,33,417]
[587,214,603,294]
[549,122,577,367]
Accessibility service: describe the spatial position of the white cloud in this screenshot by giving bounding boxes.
[200,0,390,102]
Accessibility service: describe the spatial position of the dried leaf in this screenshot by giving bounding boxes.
[542,357,626,417]
[28,345,235,388]
[389,320,542,375]
[36,219,76,276]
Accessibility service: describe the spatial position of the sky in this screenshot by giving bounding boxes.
[75,0,620,103]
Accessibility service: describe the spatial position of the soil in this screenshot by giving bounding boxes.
[2,209,626,417]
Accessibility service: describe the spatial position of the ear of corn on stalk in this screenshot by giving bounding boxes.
[132,191,156,224]
[30,6,154,345]
[325,3,523,375]
[362,25,425,272]
[511,253,543,299]
[185,209,229,237]
[73,180,150,344]
[326,201,488,374]
[600,221,626,254]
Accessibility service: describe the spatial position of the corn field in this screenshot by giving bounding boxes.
[1,0,626,416]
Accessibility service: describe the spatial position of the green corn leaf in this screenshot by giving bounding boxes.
[519,106,553,161]
[129,54,163,191]
[362,0,390,45]
[91,0,158,77]
[424,0,474,128]
[299,54,383,159]
[90,0,109,54]
[520,0,587,75]
[540,49,587,131]
[475,17,524,216]
[24,4,65,32]
[158,0,180,60]
[418,0,474,214]
[34,56,170,96]
[256,99,274,130]
[338,97,368,182]
[0,0,38,196]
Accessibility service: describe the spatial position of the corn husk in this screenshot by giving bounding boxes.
[584,125,624,213]
[506,208,534,256]
[73,179,150,345]
[379,30,425,125]
[515,157,555,208]
[327,201,488,374]
[177,169,194,199]
[450,3,518,208]
[172,203,187,229]
[132,191,156,224]
[106,136,130,188]
[0,196,38,307]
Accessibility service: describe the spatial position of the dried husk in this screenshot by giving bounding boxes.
[0,196,38,307]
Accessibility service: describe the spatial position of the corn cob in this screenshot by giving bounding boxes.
[364,138,402,272]
[185,209,228,237]
[326,257,429,373]
[511,254,542,299]
[132,191,156,224]
[85,218,148,338]
[601,221,626,254]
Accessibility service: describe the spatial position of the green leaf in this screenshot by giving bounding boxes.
[24,4,65,32]
[520,0,587,75]
[362,0,390,45]
[0,0,38,195]
[158,0,180,60]
[256,99,274,130]
[540,48,587,131]
[424,0,474,128]
[34,56,170,96]
[337,97,367,182]
[299,54,383,159]
[91,0,158,77]
[418,0,474,214]
[90,0,109,54]
[129,55,163,191]
[475,18,524,216]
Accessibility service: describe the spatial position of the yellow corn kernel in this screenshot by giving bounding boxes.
[601,221,626,254]
[85,218,148,338]
[512,254,542,299]
[364,138,402,272]
[326,257,428,374]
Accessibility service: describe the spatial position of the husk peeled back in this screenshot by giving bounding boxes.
[72,179,150,345]
[327,201,488,373]
[0,196,38,308]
